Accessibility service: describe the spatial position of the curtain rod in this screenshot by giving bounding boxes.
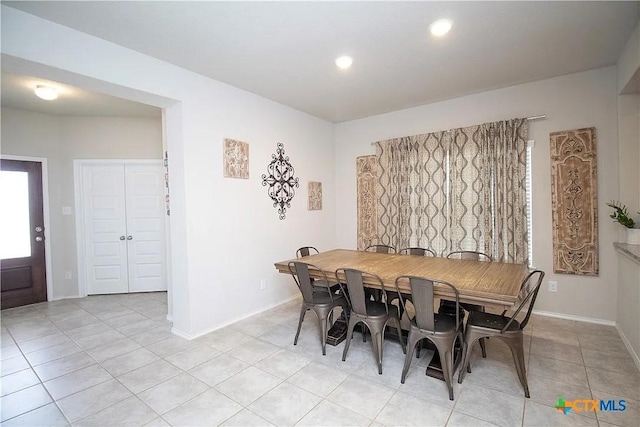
[370,115,546,146]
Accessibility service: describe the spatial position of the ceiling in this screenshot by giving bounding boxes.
[1,73,161,117]
[3,1,639,122]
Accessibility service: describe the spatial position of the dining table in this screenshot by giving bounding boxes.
[274,248,530,309]
[274,248,531,380]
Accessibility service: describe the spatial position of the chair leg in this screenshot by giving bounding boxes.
[458,330,481,384]
[401,332,420,383]
[434,340,455,401]
[503,334,529,398]
[370,326,384,375]
[394,316,406,354]
[479,337,487,358]
[294,305,306,345]
[479,306,487,358]
[342,316,358,362]
[319,313,329,356]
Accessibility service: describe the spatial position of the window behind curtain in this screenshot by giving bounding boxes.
[374,118,529,264]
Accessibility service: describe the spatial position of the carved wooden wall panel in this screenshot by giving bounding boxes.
[223,138,249,179]
[356,155,379,250]
[308,181,322,210]
[550,127,599,275]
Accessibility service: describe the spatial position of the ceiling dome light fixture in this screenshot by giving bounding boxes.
[430,19,452,37]
[34,85,58,101]
[335,55,353,70]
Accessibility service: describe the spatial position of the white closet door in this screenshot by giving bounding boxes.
[83,165,129,294]
[124,164,167,292]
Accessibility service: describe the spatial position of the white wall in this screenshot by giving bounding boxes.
[1,6,336,337]
[334,67,620,322]
[615,21,640,365]
[1,107,163,299]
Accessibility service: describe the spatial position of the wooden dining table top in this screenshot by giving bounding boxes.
[274,249,530,307]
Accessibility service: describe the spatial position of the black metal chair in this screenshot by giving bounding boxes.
[396,275,463,400]
[398,247,436,257]
[362,245,395,302]
[364,244,396,254]
[441,250,493,358]
[296,246,319,258]
[447,250,492,262]
[288,261,348,355]
[389,247,436,320]
[336,268,405,374]
[458,270,545,398]
[295,246,341,293]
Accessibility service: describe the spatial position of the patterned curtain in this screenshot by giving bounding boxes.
[375,132,450,254]
[451,119,529,263]
[374,118,529,263]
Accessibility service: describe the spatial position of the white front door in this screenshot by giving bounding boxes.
[81,162,166,295]
[125,164,167,292]
[82,165,128,294]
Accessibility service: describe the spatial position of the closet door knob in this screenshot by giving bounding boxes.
[127,236,133,240]
[120,236,126,240]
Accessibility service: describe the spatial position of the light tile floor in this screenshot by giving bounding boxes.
[1,292,638,426]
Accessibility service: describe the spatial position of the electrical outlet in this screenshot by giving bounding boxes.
[260,279,266,290]
[65,271,72,280]
[548,280,557,292]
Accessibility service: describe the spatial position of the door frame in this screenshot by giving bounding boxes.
[74,159,164,297]
[1,155,54,302]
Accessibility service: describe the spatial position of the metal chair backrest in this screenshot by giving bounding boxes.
[288,261,332,304]
[365,244,396,254]
[501,270,544,332]
[398,247,436,257]
[395,275,459,331]
[296,246,319,258]
[336,268,388,317]
[447,250,493,262]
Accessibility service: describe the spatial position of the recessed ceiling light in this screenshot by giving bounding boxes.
[430,19,452,37]
[335,55,353,70]
[34,85,58,101]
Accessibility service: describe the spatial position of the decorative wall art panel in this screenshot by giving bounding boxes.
[550,127,599,275]
[262,142,299,220]
[223,138,249,179]
[356,155,379,250]
[308,182,322,210]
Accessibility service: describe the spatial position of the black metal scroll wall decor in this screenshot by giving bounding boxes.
[261,142,299,220]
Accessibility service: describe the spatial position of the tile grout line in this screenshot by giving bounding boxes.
[2,295,168,425]
[1,317,71,425]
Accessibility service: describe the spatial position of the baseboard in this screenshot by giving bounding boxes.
[170,327,192,340]
[531,309,616,326]
[171,294,300,340]
[615,324,640,372]
[52,295,82,301]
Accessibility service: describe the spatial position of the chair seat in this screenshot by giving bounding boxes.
[360,300,399,318]
[312,280,342,293]
[411,313,460,334]
[311,290,345,305]
[467,310,521,332]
